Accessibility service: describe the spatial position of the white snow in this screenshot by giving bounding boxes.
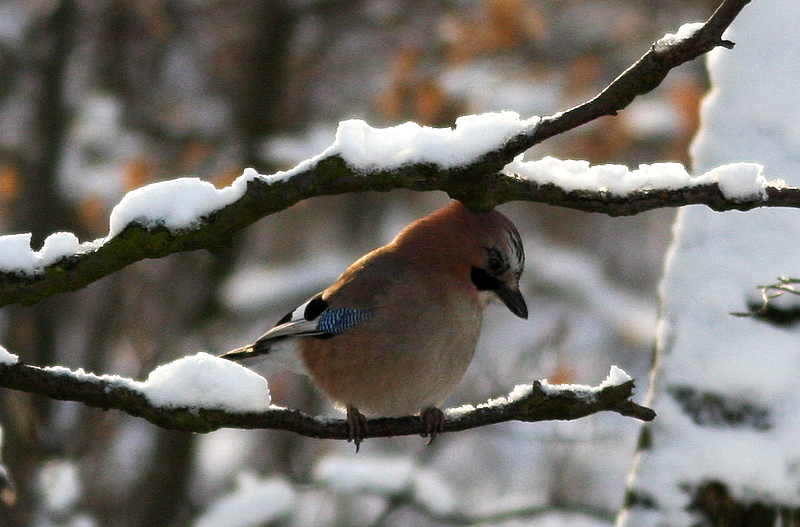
[39,232,82,266]
[505,156,768,199]
[107,172,255,238]
[539,365,631,398]
[139,352,271,411]
[0,344,18,365]
[620,1,800,525]
[448,366,631,416]
[260,111,540,184]
[0,232,96,274]
[194,473,295,527]
[44,352,271,413]
[43,364,142,398]
[600,365,634,388]
[706,162,769,199]
[655,22,705,50]
[0,234,39,271]
[332,111,539,170]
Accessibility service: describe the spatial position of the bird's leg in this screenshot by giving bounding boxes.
[420,406,445,444]
[346,405,368,452]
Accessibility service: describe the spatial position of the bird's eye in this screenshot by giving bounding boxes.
[485,248,506,275]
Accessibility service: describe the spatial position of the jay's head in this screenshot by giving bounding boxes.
[466,207,527,320]
[469,228,527,319]
[400,200,528,319]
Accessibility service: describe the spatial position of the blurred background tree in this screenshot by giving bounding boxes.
[0,0,717,525]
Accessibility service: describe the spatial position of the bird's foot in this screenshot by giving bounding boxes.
[420,406,445,445]
[346,405,368,452]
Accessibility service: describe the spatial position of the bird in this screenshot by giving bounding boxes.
[221,200,527,450]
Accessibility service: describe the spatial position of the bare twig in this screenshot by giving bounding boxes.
[731,277,800,326]
[507,0,750,153]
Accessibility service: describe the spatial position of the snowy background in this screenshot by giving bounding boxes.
[621,0,800,525]
[0,1,759,526]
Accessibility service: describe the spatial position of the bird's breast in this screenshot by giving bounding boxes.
[299,286,483,416]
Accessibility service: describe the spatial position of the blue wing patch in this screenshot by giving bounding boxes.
[316,308,374,335]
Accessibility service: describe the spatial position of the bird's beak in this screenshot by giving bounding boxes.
[496,284,528,319]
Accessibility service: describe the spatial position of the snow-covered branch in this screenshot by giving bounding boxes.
[0,0,752,308]
[0,351,654,443]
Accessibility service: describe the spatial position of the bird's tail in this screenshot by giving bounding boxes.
[221,338,307,375]
[219,344,257,361]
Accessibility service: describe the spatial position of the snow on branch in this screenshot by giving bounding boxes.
[0,0,756,311]
[0,351,654,442]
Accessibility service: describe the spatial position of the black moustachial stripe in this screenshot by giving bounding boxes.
[471,266,503,291]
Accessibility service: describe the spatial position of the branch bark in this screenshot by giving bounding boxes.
[0,0,754,309]
[0,361,654,441]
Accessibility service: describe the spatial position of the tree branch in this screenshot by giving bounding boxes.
[0,0,752,309]
[511,0,750,153]
[3,175,796,308]
[0,361,654,441]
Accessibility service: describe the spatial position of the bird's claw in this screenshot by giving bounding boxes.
[420,406,445,445]
[346,405,368,452]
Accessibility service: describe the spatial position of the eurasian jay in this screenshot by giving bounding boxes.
[222,200,527,449]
